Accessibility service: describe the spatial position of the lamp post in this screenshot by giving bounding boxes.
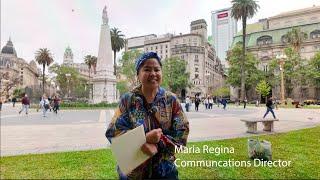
[276,54,287,104]
[65,73,71,98]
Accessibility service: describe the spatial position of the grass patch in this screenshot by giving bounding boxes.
[1,126,319,179]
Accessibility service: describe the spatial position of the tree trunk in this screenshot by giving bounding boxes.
[113,50,117,75]
[240,17,247,102]
[42,64,45,95]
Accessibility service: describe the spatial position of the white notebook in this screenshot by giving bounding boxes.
[110,125,150,175]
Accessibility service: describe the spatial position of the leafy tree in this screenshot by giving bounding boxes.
[35,48,54,94]
[162,57,190,94]
[286,28,308,54]
[116,80,129,96]
[0,72,20,98]
[84,55,97,80]
[231,0,260,101]
[111,27,125,75]
[268,47,309,100]
[255,80,271,102]
[226,45,264,96]
[74,77,89,99]
[306,51,320,98]
[212,87,230,97]
[118,49,142,89]
[13,88,25,97]
[53,65,83,97]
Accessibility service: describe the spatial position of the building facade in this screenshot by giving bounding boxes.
[232,5,320,101]
[211,7,238,68]
[0,38,40,100]
[62,46,90,80]
[127,19,225,97]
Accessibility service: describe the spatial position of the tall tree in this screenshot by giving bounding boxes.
[231,0,259,101]
[286,28,308,54]
[111,27,125,75]
[84,55,97,99]
[227,44,264,96]
[307,51,320,98]
[35,48,54,94]
[162,57,190,94]
[118,49,143,89]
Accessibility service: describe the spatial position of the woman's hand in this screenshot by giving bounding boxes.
[146,128,163,144]
[141,143,158,156]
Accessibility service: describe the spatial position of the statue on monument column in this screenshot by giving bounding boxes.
[102,6,108,24]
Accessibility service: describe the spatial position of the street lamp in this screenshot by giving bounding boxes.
[276,54,287,104]
[65,73,71,98]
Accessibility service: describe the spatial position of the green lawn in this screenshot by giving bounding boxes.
[1,126,319,179]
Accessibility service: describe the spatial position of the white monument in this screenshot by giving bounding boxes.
[92,6,117,103]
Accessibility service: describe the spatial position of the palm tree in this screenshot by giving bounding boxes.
[111,27,125,75]
[35,48,54,94]
[84,55,93,80]
[286,28,307,54]
[231,0,259,101]
[91,56,97,74]
[84,55,97,99]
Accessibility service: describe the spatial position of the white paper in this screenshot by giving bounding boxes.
[110,125,150,175]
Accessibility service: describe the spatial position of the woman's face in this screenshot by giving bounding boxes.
[138,58,162,90]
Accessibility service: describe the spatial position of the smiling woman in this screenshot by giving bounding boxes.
[105,52,189,179]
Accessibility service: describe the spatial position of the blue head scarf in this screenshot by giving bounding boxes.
[135,52,161,74]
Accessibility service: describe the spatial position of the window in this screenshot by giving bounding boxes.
[257,35,272,45]
[151,47,153,50]
[195,74,199,78]
[195,68,199,72]
[310,30,320,39]
[281,35,288,43]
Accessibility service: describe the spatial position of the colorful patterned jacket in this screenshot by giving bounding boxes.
[105,85,189,179]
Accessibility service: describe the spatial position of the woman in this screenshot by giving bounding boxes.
[106,52,189,179]
[40,94,50,117]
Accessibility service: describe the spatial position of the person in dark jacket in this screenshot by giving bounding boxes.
[19,94,30,115]
[12,97,17,107]
[263,97,277,119]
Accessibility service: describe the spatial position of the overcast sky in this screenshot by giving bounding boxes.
[1,0,319,65]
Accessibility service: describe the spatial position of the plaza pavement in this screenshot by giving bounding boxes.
[1,103,319,156]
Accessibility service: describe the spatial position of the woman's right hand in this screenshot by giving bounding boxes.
[146,128,163,144]
[141,143,158,156]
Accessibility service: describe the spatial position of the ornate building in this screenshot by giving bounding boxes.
[127,19,225,97]
[62,46,90,80]
[232,5,320,101]
[0,38,40,100]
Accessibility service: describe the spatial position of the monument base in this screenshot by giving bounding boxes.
[92,77,117,104]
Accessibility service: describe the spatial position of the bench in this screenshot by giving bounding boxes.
[240,118,279,134]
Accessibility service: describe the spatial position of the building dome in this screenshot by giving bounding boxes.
[1,38,17,57]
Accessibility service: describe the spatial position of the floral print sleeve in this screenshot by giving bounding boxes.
[105,93,133,143]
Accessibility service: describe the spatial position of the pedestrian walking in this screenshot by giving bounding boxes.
[12,97,17,107]
[19,94,30,115]
[52,95,61,114]
[243,97,248,109]
[208,97,213,109]
[40,94,50,117]
[195,96,200,112]
[204,97,209,109]
[263,97,277,119]
[221,98,227,110]
[0,98,3,111]
[185,96,191,112]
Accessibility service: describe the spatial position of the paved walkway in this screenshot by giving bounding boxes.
[1,103,319,156]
